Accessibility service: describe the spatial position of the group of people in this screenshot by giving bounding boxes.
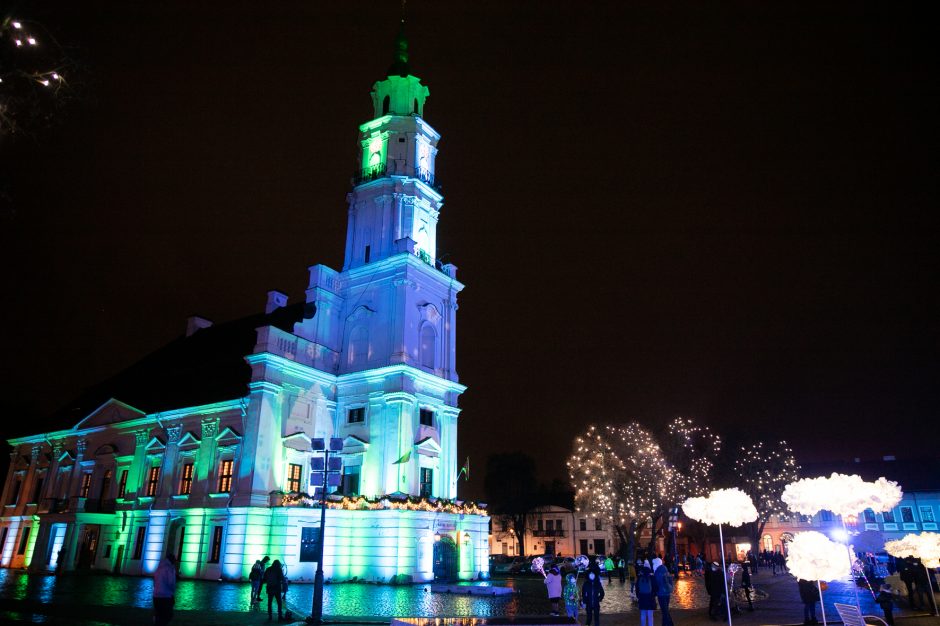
[150,553,291,625]
[542,554,675,626]
[249,555,291,622]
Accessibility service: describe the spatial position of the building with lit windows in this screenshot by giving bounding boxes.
[489,507,619,558]
[0,31,489,583]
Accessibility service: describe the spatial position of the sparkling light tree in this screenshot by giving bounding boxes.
[0,15,75,138]
[733,440,799,553]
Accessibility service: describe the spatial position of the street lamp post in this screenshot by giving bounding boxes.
[307,437,343,626]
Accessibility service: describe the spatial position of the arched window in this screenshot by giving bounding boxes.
[349,326,369,365]
[382,95,390,115]
[420,324,436,369]
[413,98,419,114]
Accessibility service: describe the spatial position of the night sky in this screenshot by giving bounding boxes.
[1,1,937,500]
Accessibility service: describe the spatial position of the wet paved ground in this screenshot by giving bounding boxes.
[0,566,936,625]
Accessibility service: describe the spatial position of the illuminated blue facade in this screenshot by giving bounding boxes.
[0,39,489,584]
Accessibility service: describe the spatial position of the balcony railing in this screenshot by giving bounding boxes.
[532,529,566,537]
[84,498,117,514]
[415,167,442,192]
[353,163,387,185]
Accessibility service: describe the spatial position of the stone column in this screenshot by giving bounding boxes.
[127,430,150,499]
[0,450,17,508]
[156,424,182,507]
[67,439,88,502]
[17,445,43,513]
[189,418,219,503]
[40,442,64,510]
[233,381,281,507]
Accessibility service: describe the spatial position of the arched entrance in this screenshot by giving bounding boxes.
[433,536,458,580]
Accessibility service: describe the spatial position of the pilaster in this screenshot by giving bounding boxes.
[190,418,220,502]
[127,429,150,499]
[156,423,183,506]
[233,381,283,507]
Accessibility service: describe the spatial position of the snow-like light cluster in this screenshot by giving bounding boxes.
[786,531,853,582]
[682,488,758,527]
[531,556,545,575]
[781,473,902,517]
[884,533,940,568]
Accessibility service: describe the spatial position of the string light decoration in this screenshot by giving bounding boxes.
[274,491,488,516]
[1,15,75,136]
[663,416,723,502]
[733,440,799,543]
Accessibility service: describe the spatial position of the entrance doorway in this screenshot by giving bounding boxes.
[594,539,606,556]
[433,536,458,580]
[76,525,99,570]
[544,541,555,556]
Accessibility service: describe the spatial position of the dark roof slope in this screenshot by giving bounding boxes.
[40,302,314,434]
[801,457,940,492]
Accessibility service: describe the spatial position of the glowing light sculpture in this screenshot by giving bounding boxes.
[884,533,940,616]
[786,531,853,626]
[682,488,758,626]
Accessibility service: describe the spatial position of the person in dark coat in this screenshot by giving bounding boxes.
[741,560,755,611]
[636,563,656,626]
[913,558,933,611]
[580,566,605,626]
[704,561,725,621]
[877,583,895,625]
[797,579,820,625]
[653,560,674,626]
[263,559,285,621]
[899,558,919,609]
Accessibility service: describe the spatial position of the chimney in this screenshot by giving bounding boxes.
[266,290,288,314]
[883,455,896,462]
[186,316,213,337]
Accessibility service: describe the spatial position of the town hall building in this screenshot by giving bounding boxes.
[0,31,489,583]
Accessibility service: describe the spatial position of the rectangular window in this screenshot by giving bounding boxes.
[347,407,365,423]
[556,519,563,531]
[546,519,555,531]
[595,518,603,531]
[579,539,589,555]
[419,408,434,427]
[342,465,360,495]
[17,527,31,555]
[80,473,92,498]
[920,507,935,523]
[882,510,896,523]
[300,527,320,562]
[118,470,128,498]
[145,467,161,497]
[537,519,543,531]
[132,526,146,560]
[364,245,371,263]
[208,526,223,563]
[287,463,302,493]
[901,506,915,523]
[104,544,112,558]
[31,477,44,504]
[179,463,194,495]
[820,510,833,522]
[579,518,587,531]
[9,479,21,506]
[864,509,877,523]
[419,467,433,498]
[217,460,233,493]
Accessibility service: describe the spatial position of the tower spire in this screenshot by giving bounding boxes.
[387,11,410,77]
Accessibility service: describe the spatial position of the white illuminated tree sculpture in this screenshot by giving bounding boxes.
[884,533,940,616]
[682,488,758,626]
[786,531,854,626]
[782,473,903,613]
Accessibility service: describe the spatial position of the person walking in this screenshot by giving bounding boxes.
[693,554,704,577]
[798,578,820,625]
[257,556,270,602]
[913,558,933,611]
[563,572,580,620]
[618,556,627,584]
[877,583,896,625]
[741,559,755,612]
[704,561,725,621]
[544,565,563,616]
[263,559,286,621]
[250,560,264,603]
[581,566,605,626]
[604,555,615,583]
[636,562,656,626]
[653,558,674,626]
[153,553,178,626]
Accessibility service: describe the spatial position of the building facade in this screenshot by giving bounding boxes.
[0,31,489,583]
[489,506,619,558]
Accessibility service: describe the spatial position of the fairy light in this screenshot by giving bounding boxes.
[276,492,489,516]
[734,440,799,527]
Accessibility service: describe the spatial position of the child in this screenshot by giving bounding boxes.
[563,573,580,620]
[877,583,895,626]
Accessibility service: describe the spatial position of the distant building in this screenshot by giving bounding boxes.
[0,29,489,583]
[489,506,619,557]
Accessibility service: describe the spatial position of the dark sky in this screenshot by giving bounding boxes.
[2,1,938,500]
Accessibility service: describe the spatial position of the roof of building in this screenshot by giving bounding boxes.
[37,301,314,435]
[801,457,940,492]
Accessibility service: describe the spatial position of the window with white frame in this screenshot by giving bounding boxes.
[145,466,160,497]
[900,506,915,523]
[217,459,234,493]
[348,407,365,424]
[920,506,935,523]
[287,463,303,493]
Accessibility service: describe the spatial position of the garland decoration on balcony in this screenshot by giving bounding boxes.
[272,491,488,516]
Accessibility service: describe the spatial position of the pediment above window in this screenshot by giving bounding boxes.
[342,435,369,456]
[94,443,119,457]
[145,437,166,452]
[283,431,311,452]
[177,431,201,450]
[415,436,441,457]
[216,426,242,448]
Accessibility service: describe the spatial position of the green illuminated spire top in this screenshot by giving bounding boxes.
[387,20,410,78]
